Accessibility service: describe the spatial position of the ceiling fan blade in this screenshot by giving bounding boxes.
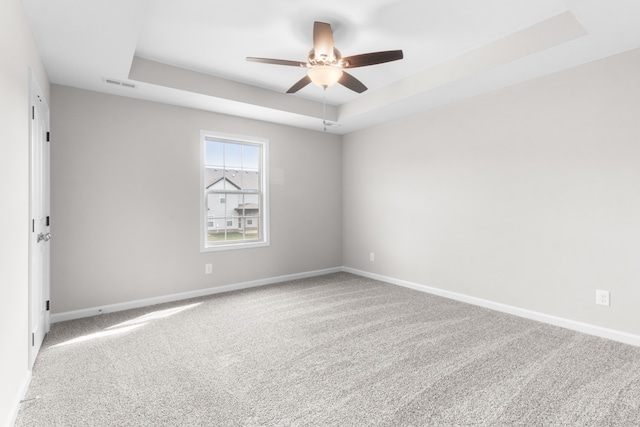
[338,71,367,93]
[246,57,307,67]
[341,50,404,68]
[286,75,312,93]
[313,21,334,60]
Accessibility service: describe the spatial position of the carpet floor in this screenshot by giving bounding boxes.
[16,272,640,426]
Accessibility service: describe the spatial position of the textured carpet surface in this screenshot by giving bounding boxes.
[16,273,640,426]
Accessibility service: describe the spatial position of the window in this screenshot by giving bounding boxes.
[201,131,269,251]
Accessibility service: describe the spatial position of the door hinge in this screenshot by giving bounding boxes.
[46,216,50,226]
[32,219,35,232]
[46,300,50,311]
[32,106,34,120]
[32,333,34,346]
[46,131,50,142]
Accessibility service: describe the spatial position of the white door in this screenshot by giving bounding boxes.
[29,73,51,368]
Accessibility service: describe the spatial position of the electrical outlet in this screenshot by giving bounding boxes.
[370,252,375,262]
[205,263,212,274]
[596,290,610,306]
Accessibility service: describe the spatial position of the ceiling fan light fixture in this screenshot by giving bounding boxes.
[308,65,343,88]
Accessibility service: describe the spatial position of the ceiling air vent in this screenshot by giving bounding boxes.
[103,78,137,89]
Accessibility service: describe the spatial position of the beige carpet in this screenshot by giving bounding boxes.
[16,273,640,426]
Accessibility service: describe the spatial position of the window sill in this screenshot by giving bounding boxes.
[201,240,270,252]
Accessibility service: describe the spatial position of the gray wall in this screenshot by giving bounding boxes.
[50,85,342,313]
[0,0,50,423]
[343,48,640,336]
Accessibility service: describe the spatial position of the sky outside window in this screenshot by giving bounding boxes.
[206,139,260,171]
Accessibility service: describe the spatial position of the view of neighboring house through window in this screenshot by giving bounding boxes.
[201,131,268,251]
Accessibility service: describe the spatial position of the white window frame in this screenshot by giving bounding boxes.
[200,130,269,252]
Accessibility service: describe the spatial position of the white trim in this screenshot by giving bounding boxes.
[6,370,32,427]
[51,267,342,323]
[51,266,640,347]
[342,267,640,347]
[200,130,270,253]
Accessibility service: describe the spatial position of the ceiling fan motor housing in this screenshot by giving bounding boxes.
[309,48,342,66]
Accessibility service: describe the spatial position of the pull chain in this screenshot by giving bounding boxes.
[323,87,327,132]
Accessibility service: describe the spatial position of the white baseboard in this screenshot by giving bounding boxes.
[343,267,640,347]
[51,267,343,323]
[5,370,31,427]
[51,266,640,347]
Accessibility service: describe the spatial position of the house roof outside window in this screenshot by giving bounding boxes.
[205,167,259,191]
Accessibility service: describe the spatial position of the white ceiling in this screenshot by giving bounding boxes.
[21,0,640,134]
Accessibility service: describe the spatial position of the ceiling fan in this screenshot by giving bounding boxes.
[247,21,403,94]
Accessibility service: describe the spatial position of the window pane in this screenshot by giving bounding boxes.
[225,193,240,217]
[224,169,241,190]
[207,217,226,242]
[243,144,260,170]
[244,194,260,212]
[206,193,224,218]
[224,143,243,168]
[243,216,259,239]
[242,171,260,191]
[205,140,224,166]
[205,167,224,190]
[226,229,244,241]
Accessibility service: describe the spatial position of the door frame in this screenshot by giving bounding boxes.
[28,70,51,368]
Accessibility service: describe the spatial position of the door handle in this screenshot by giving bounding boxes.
[37,232,51,243]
